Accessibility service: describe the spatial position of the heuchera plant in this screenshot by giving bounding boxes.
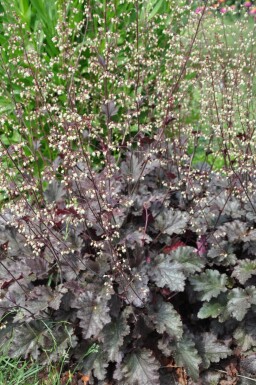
[0,132,256,384]
[0,1,255,384]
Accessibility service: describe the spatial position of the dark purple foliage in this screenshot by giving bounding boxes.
[0,134,255,384]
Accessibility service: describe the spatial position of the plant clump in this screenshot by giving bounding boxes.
[0,0,255,384]
[0,132,256,384]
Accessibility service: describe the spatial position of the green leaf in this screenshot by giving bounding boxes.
[232,259,256,284]
[0,97,14,113]
[198,298,226,319]
[0,134,11,146]
[158,333,201,381]
[190,270,228,301]
[91,350,109,381]
[148,297,183,339]
[149,254,186,292]
[100,308,131,363]
[169,246,204,274]
[121,349,160,385]
[195,332,232,369]
[227,287,256,321]
[207,240,237,266]
[234,312,256,351]
[174,334,202,381]
[148,0,164,20]
[30,0,56,30]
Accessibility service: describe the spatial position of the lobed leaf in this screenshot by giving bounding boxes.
[234,312,256,351]
[149,254,186,292]
[159,333,202,381]
[190,269,228,301]
[213,220,247,242]
[100,308,131,363]
[73,287,113,339]
[232,259,256,284]
[227,287,256,321]
[195,332,232,369]
[168,246,205,274]
[197,297,227,319]
[120,349,160,385]
[173,335,202,381]
[155,209,188,236]
[8,326,41,360]
[101,100,118,119]
[148,297,183,339]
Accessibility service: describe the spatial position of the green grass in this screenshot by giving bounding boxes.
[0,330,99,385]
[0,354,78,385]
[0,355,42,385]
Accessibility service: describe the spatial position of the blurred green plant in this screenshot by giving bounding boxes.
[0,0,194,206]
